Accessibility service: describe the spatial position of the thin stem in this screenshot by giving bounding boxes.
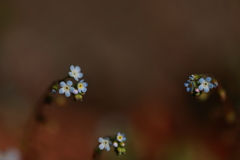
[21,76,70,159]
[92,146,103,160]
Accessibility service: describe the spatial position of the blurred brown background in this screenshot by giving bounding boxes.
[0,0,240,160]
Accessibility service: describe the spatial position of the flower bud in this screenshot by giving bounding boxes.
[117,147,122,153]
[51,84,58,94]
[195,88,200,93]
[121,148,126,154]
[73,89,78,94]
[74,94,83,101]
[120,142,125,147]
[113,142,118,147]
[195,92,201,96]
[52,89,57,94]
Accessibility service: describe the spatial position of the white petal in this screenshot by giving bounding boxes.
[198,84,203,90]
[82,88,87,93]
[206,77,212,82]
[69,72,73,77]
[204,87,209,93]
[65,91,71,97]
[99,144,104,150]
[83,82,88,87]
[98,137,103,143]
[59,88,65,94]
[105,145,110,151]
[75,66,81,72]
[67,81,73,86]
[209,83,214,89]
[70,65,74,71]
[74,77,79,81]
[70,87,75,92]
[60,81,66,87]
[76,73,83,79]
[199,78,204,83]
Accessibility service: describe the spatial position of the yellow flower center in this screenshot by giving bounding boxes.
[203,82,208,87]
[78,83,83,88]
[117,135,122,140]
[65,86,69,90]
[104,141,108,144]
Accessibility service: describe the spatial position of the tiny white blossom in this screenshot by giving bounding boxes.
[98,137,111,151]
[69,65,83,81]
[59,81,74,97]
[77,79,88,93]
[198,77,214,93]
[116,132,126,142]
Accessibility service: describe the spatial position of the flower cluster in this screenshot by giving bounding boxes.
[184,74,218,97]
[98,132,126,156]
[52,65,88,101]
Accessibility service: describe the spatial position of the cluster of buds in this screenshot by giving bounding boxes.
[184,74,218,97]
[51,65,88,101]
[97,132,126,156]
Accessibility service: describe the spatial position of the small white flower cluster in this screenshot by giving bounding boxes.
[184,74,218,97]
[98,132,126,156]
[53,65,88,100]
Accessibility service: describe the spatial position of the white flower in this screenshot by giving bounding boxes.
[77,79,88,93]
[98,137,111,151]
[69,65,83,81]
[198,77,214,93]
[116,132,126,142]
[59,81,74,97]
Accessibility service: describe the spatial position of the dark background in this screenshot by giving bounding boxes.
[0,0,240,159]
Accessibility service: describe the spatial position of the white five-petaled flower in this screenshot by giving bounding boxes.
[198,77,214,93]
[77,79,88,93]
[59,81,74,97]
[116,132,126,142]
[98,137,111,151]
[69,65,83,81]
